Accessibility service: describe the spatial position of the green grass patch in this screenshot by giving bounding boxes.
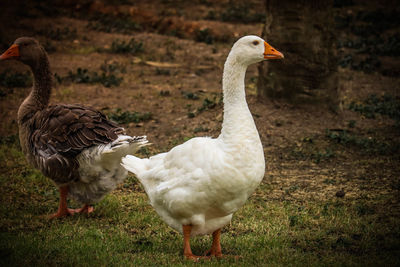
[348,94,400,123]
[108,38,144,54]
[206,0,264,23]
[336,8,400,75]
[66,68,123,87]
[67,46,98,55]
[107,108,153,124]
[181,91,200,100]
[291,128,399,161]
[58,61,125,87]
[36,26,78,41]
[325,129,399,155]
[0,70,32,88]
[87,13,142,34]
[0,135,399,266]
[187,93,223,118]
[195,28,215,44]
[288,136,336,164]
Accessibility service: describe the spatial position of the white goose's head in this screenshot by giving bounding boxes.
[229,35,284,66]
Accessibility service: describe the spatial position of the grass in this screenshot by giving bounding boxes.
[186,93,223,118]
[289,127,399,164]
[66,68,123,87]
[206,0,264,24]
[109,38,144,54]
[182,91,200,100]
[348,94,400,123]
[107,108,153,124]
[0,133,399,266]
[336,7,400,75]
[87,13,142,34]
[36,26,78,41]
[195,28,215,44]
[0,70,32,88]
[288,95,400,162]
[325,129,399,155]
[60,62,125,87]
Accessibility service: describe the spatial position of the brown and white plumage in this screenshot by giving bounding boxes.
[27,104,124,184]
[1,37,148,218]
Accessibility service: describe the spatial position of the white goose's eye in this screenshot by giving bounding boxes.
[252,40,260,46]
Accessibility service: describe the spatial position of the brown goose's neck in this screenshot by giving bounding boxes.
[18,53,52,124]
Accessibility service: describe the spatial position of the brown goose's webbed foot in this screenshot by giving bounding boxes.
[49,208,76,219]
[73,204,94,214]
[48,185,75,219]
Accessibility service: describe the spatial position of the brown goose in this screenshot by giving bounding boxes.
[0,37,148,218]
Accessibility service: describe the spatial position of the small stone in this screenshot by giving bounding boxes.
[335,190,345,198]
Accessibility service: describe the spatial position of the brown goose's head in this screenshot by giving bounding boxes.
[0,37,46,68]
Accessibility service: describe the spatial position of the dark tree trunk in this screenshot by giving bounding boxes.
[257,0,338,107]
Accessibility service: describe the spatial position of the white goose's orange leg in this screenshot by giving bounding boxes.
[183,225,204,261]
[49,185,75,218]
[204,228,223,257]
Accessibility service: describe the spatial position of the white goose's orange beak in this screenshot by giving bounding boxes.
[0,44,20,60]
[263,41,284,59]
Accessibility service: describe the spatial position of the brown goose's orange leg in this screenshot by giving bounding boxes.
[183,225,204,261]
[73,204,94,214]
[204,228,223,257]
[49,185,75,218]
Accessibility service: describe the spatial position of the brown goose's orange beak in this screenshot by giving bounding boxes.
[264,41,284,59]
[0,44,20,60]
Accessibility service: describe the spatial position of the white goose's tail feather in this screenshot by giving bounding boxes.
[121,155,149,177]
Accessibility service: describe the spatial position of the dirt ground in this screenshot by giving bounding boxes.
[0,0,399,231]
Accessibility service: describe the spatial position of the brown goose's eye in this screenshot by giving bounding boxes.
[252,40,259,46]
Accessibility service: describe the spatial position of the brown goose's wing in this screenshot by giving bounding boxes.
[29,104,125,184]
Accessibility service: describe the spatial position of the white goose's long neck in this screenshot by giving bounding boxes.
[219,54,259,144]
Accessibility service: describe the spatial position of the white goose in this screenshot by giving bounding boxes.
[122,35,284,260]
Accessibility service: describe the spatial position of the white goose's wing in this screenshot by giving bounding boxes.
[145,137,225,190]
[142,136,248,218]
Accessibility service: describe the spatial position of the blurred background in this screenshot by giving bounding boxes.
[0,0,399,266]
